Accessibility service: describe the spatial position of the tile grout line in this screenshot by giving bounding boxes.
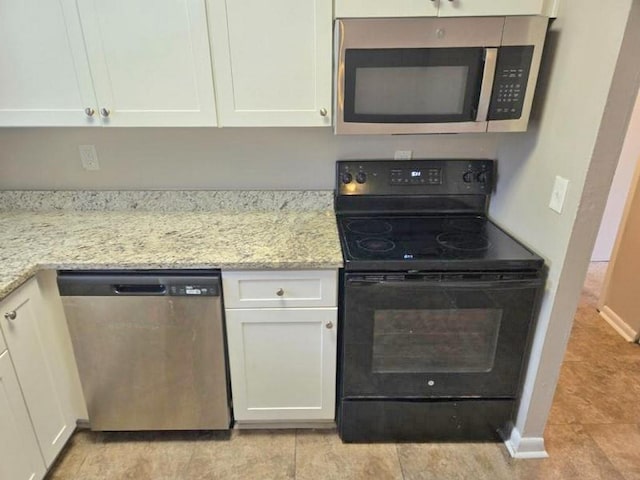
[293,429,298,480]
[395,443,407,480]
[582,427,631,480]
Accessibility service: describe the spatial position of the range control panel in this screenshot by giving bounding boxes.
[336,159,495,196]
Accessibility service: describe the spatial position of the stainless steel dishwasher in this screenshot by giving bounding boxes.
[57,270,231,431]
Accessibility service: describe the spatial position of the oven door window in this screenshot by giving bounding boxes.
[372,308,501,374]
[342,279,541,398]
[343,48,484,123]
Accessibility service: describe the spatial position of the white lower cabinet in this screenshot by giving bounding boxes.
[226,308,337,422]
[0,277,76,469]
[0,350,46,480]
[223,270,338,424]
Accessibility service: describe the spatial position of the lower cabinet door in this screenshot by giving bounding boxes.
[0,350,47,480]
[226,307,337,422]
[0,279,75,467]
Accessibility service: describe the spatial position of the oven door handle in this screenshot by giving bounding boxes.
[476,48,498,122]
[347,277,544,289]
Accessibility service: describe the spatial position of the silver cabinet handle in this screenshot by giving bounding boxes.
[319,108,328,117]
[326,321,333,329]
[100,108,111,118]
[84,107,95,117]
[276,288,284,297]
[4,311,16,321]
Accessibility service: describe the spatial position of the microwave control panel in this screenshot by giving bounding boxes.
[488,46,534,121]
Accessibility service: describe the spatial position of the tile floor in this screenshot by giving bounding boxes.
[46,262,640,480]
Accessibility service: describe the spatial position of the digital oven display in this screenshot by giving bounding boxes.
[390,168,442,185]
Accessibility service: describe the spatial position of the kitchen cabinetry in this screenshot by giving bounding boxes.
[0,349,47,480]
[0,0,217,127]
[0,277,76,468]
[0,0,95,126]
[335,0,558,18]
[223,270,338,423]
[207,0,332,126]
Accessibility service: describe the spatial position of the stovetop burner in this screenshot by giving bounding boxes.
[347,219,393,235]
[356,238,396,253]
[436,231,491,251]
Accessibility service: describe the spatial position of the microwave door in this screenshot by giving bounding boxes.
[476,48,498,122]
[336,47,490,135]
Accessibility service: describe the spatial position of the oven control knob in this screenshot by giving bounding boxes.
[341,172,353,184]
[476,171,488,183]
[355,172,367,184]
[462,171,474,183]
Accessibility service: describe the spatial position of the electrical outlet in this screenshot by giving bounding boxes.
[549,176,569,214]
[394,150,412,160]
[79,145,99,171]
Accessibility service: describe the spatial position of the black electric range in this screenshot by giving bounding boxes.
[335,159,545,443]
[336,159,543,273]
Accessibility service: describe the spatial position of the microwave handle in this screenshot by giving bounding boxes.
[476,48,498,122]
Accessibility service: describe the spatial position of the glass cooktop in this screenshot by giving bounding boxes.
[337,215,544,272]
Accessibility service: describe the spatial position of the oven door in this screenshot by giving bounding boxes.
[341,272,543,399]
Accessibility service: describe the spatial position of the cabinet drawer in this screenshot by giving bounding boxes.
[223,270,338,308]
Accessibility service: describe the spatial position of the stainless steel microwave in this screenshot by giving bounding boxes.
[335,16,549,135]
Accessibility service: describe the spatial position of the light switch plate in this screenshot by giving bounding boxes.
[549,176,569,214]
[79,145,99,171]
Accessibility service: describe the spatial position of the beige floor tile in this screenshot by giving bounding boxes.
[548,355,640,425]
[397,441,513,480]
[61,431,206,480]
[509,424,626,480]
[295,430,403,480]
[184,429,295,480]
[46,430,103,480]
[585,424,640,480]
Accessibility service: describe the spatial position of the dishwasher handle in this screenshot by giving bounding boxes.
[113,284,167,295]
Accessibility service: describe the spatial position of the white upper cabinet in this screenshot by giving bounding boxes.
[76,0,217,126]
[0,0,96,126]
[335,0,556,17]
[0,0,216,127]
[207,0,332,126]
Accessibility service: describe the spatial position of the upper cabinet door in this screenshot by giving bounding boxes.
[76,0,217,126]
[438,0,546,17]
[0,0,97,126]
[208,0,332,127]
[335,0,438,18]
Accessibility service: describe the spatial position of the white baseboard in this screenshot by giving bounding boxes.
[504,426,549,459]
[599,306,639,342]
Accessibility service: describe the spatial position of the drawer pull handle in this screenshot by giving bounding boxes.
[276,288,285,297]
[4,311,17,321]
[326,321,333,329]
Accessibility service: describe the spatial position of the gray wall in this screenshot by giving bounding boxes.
[0,128,497,190]
[491,0,640,444]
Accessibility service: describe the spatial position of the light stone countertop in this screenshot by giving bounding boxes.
[0,208,343,301]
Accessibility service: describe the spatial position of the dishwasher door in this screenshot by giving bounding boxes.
[57,271,230,431]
